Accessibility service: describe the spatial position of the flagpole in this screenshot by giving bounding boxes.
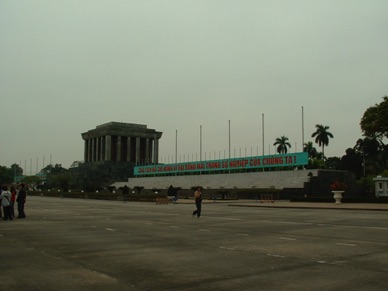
[200,125,202,162]
[302,106,305,152]
[228,120,230,158]
[228,120,231,174]
[262,113,265,156]
[175,130,178,164]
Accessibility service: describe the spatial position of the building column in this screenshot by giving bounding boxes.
[117,136,122,161]
[145,138,150,164]
[151,137,156,164]
[126,137,131,162]
[84,140,88,162]
[91,138,96,162]
[100,136,105,161]
[87,139,92,162]
[105,135,112,161]
[136,137,140,165]
[154,138,159,164]
[149,139,153,164]
[95,137,100,162]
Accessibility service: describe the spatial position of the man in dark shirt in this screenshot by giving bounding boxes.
[17,183,27,218]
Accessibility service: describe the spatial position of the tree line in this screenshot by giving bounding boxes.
[273,96,388,179]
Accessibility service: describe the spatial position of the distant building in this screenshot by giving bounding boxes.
[70,122,163,190]
[81,122,162,165]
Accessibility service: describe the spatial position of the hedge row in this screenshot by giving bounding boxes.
[291,197,388,203]
[28,191,167,202]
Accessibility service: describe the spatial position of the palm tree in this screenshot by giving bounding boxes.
[311,124,333,159]
[273,136,291,154]
[303,141,318,159]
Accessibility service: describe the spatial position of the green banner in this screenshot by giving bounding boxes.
[134,152,308,176]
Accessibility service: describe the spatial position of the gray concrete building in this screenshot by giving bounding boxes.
[69,122,162,190]
[81,122,163,165]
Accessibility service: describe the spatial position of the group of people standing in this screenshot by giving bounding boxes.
[0,183,27,221]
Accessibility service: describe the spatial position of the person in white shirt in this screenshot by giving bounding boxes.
[0,185,13,221]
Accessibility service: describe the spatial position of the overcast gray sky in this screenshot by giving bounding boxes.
[1,0,387,173]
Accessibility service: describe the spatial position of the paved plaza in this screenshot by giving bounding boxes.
[1,196,388,290]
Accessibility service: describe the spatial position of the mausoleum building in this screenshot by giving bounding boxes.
[81,122,162,165]
[69,122,162,190]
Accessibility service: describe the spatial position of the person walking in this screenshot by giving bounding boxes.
[0,186,13,221]
[192,187,203,218]
[17,183,27,218]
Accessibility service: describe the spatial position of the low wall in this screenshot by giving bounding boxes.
[113,169,318,190]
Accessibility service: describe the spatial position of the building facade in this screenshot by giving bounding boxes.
[81,122,163,165]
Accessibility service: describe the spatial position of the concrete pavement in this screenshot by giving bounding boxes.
[179,198,388,211]
[1,196,388,290]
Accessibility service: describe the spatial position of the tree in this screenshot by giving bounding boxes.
[0,164,23,184]
[10,163,23,176]
[326,156,341,170]
[42,164,69,190]
[273,136,291,154]
[47,172,70,191]
[22,175,42,187]
[354,137,382,157]
[134,186,144,194]
[120,185,130,195]
[0,166,13,184]
[311,124,334,159]
[354,137,383,176]
[41,164,67,174]
[309,157,326,169]
[359,96,388,175]
[340,148,363,178]
[360,96,388,140]
[303,141,318,160]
